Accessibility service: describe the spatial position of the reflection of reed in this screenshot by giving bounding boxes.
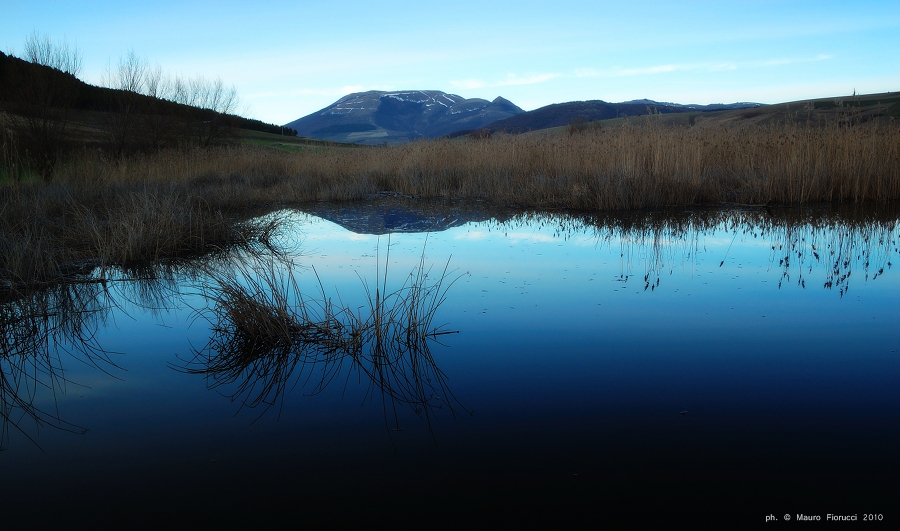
[181,243,468,432]
[0,219,285,450]
[480,204,899,294]
[0,282,113,449]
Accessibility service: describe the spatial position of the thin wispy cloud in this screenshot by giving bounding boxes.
[575,55,834,79]
[496,73,560,86]
[450,79,486,89]
[451,73,558,90]
[617,65,679,76]
[6,1,894,123]
[246,84,396,100]
[755,54,833,67]
[574,65,682,78]
[337,84,399,95]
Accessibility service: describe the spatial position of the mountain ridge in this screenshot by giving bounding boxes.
[476,99,763,134]
[284,90,524,144]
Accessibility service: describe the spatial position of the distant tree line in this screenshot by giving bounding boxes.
[0,33,290,180]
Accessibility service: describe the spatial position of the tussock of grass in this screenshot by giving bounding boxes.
[181,246,466,428]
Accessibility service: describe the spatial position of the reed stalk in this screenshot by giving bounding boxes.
[2,120,898,290]
[181,245,466,430]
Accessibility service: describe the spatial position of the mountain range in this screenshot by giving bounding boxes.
[285,91,762,143]
[461,99,763,135]
[284,90,524,144]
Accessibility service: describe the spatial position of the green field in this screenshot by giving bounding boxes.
[238,129,364,152]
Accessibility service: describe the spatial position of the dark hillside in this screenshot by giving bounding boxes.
[481,100,691,134]
[0,50,286,136]
[690,91,900,128]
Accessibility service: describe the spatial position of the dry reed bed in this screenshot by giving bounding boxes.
[2,121,899,289]
[44,120,900,209]
[0,178,279,291]
[314,122,900,207]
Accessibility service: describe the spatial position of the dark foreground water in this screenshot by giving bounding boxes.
[2,201,898,528]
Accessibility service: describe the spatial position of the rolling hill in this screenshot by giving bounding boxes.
[0,49,288,137]
[476,99,762,134]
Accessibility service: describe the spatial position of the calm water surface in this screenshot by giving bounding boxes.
[3,201,898,527]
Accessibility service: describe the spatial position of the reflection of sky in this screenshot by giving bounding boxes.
[271,211,900,429]
[5,209,899,525]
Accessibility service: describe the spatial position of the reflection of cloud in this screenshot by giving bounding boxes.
[506,232,556,244]
[303,231,373,243]
[454,231,491,241]
[453,231,558,244]
[700,235,771,248]
[571,235,604,247]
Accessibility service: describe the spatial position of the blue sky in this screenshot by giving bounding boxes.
[2,1,898,125]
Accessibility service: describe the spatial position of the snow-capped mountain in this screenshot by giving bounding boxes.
[284,90,523,144]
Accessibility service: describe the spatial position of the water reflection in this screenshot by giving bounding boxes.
[446,204,899,296]
[305,194,498,234]
[2,201,898,453]
[0,260,214,449]
[0,281,114,449]
[178,243,470,433]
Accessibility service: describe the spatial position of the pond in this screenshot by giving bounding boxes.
[2,199,898,527]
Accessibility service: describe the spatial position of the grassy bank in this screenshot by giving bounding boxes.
[47,119,900,208]
[2,120,899,289]
[0,158,284,292]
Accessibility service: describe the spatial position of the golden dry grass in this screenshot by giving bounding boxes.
[41,119,900,209]
[2,120,899,289]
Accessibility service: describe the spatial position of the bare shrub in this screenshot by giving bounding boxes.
[6,33,83,179]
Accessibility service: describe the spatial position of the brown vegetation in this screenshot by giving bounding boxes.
[0,158,281,291]
[39,118,900,208]
[2,118,899,290]
[181,246,465,427]
[0,34,284,181]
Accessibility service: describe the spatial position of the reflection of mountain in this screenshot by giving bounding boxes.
[302,199,898,296]
[302,197,500,234]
